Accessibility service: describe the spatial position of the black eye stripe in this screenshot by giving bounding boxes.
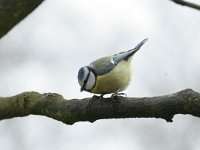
[81,70,91,91]
[87,66,97,77]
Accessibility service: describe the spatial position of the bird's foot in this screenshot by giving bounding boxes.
[92,94,105,100]
[111,93,127,100]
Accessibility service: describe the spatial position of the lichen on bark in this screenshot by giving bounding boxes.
[0,89,200,125]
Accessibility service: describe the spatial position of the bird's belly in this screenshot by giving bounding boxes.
[91,61,131,94]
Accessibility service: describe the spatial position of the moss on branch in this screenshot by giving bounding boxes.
[0,89,200,125]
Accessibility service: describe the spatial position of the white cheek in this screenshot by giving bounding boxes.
[83,67,89,79]
[85,72,96,90]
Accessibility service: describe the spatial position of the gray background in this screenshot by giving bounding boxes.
[0,0,200,149]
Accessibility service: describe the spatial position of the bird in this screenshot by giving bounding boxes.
[77,38,148,97]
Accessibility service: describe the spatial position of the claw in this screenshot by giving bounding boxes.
[100,94,105,99]
[92,94,105,100]
[111,93,127,100]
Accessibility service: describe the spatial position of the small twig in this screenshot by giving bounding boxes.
[171,0,200,11]
[0,0,44,38]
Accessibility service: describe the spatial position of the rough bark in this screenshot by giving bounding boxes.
[171,0,200,11]
[0,0,44,39]
[0,89,200,125]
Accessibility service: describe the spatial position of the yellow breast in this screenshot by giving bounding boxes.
[91,61,132,94]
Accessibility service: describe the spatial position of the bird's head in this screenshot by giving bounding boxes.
[77,66,96,92]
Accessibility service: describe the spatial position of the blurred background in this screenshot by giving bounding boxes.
[0,0,200,149]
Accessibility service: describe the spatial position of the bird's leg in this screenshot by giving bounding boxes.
[111,93,118,100]
[117,93,127,97]
[92,94,105,100]
[111,93,127,100]
[100,94,105,99]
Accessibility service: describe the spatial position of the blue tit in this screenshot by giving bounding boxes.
[78,38,148,96]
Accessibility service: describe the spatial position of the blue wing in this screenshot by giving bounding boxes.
[89,52,128,76]
[89,38,148,76]
[89,56,115,76]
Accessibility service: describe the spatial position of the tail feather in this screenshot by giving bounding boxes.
[124,38,148,60]
[133,38,148,50]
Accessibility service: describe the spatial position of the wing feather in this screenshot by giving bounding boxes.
[89,53,128,76]
[89,56,115,76]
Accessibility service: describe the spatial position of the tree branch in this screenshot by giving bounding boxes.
[171,0,200,11]
[0,0,199,39]
[0,89,200,125]
[0,0,44,39]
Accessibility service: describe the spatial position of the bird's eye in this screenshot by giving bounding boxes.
[83,79,87,85]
